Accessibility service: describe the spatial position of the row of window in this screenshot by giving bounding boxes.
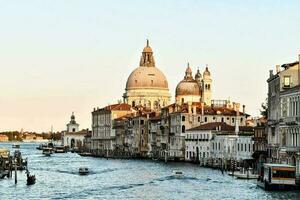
[212,142,252,152]
[186,151,210,159]
[186,133,210,140]
[180,115,244,123]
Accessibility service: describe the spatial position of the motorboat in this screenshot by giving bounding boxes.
[54,146,66,153]
[257,163,296,190]
[234,172,259,179]
[79,167,89,175]
[42,148,52,156]
[12,143,20,149]
[172,170,184,178]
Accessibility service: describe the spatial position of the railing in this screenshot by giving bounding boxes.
[284,146,300,152]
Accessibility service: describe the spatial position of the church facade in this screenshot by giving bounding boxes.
[123,40,171,111]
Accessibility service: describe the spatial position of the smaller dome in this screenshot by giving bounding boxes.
[176,80,201,96]
[203,67,211,77]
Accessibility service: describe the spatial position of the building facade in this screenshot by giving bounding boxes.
[91,103,134,156]
[267,54,300,180]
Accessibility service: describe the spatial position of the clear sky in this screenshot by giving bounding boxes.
[0,0,300,132]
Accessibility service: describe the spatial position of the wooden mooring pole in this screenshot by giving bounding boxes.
[14,159,17,184]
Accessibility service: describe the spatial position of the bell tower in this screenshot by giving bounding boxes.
[202,65,212,106]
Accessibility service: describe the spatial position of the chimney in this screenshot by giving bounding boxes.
[269,70,273,78]
[242,105,245,115]
[276,65,281,74]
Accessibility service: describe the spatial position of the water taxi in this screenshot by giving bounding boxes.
[257,163,296,190]
[42,148,52,156]
[172,170,184,178]
[54,146,66,153]
[79,167,89,175]
[12,143,20,149]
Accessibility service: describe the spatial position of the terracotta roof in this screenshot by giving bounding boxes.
[94,103,132,113]
[187,122,254,132]
[162,102,248,116]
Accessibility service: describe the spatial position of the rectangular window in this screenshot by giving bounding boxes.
[284,76,291,87]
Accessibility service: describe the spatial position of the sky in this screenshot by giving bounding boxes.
[0,0,300,132]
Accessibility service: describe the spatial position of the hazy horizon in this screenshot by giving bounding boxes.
[1,0,300,132]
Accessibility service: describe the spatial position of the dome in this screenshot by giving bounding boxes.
[126,66,168,89]
[176,79,201,96]
[176,64,201,96]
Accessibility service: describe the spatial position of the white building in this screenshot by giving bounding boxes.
[208,123,254,167]
[185,123,214,163]
[62,113,87,149]
[91,103,134,156]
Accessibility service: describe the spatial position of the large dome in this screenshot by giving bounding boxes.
[176,79,201,96]
[126,66,168,89]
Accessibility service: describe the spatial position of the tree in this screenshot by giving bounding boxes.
[260,98,268,119]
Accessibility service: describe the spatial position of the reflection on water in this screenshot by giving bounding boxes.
[1,143,300,200]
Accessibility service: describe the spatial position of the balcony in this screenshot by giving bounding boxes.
[282,117,300,125]
[284,146,300,153]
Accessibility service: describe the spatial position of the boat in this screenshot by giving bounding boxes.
[172,170,184,178]
[42,148,52,156]
[54,146,66,153]
[36,144,47,150]
[257,163,296,190]
[12,143,20,149]
[234,172,258,179]
[79,167,89,175]
[26,171,36,185]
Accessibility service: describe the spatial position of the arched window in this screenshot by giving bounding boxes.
[181,98,184,103]
[182,116,186,122]
[132,101,135,107]
[182,125,186,133]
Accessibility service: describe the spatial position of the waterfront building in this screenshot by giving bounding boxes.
[62,113,89,149]
[278,85,300,178]
[159,102,249,161]
[91,103,135,156]
[123,40,171,110]
[0,134,9,142]
[210,123,254,168]
[185,122,215,163]
[66,112,79,133]
[267,54,300,180]
[83,131,92,152]
[252,118,268,172]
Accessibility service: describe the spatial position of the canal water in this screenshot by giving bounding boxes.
[1,143,300,200]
